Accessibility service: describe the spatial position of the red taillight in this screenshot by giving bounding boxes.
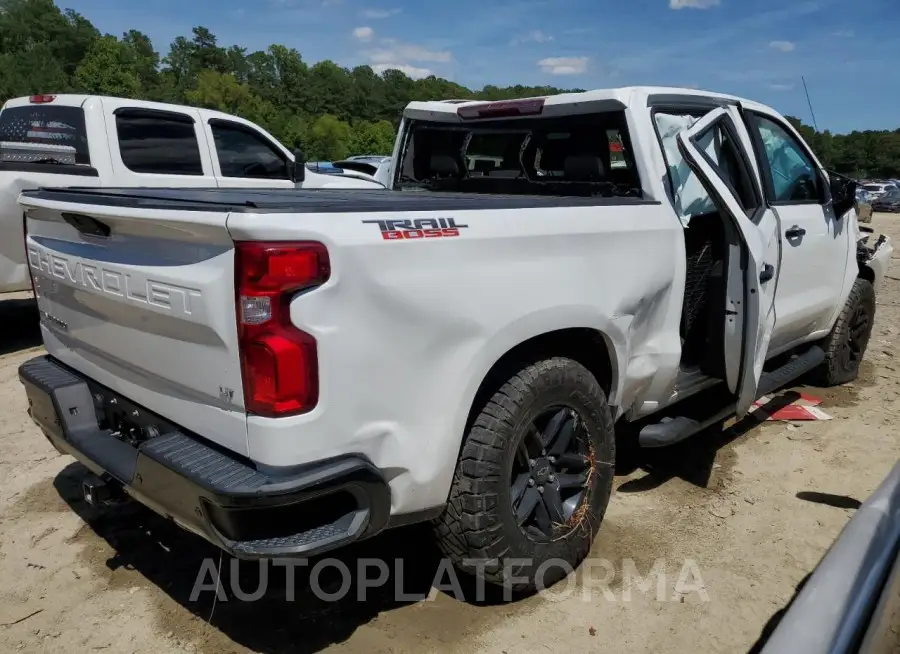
[29,94,56,104]
[235,241,330,417]
[457,98,545,120]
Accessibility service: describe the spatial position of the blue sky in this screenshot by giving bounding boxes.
[58,0,899,133]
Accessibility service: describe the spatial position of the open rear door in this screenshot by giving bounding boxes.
[677,106,782,416]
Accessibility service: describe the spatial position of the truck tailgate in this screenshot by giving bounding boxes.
[19,194,248,456]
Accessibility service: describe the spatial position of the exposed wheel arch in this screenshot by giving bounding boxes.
[858,263,876,284]
[464,328,618,434]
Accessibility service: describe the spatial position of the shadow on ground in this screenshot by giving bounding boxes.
[0,295,39,356]
[53,463,521,654]
[613,390,805,493]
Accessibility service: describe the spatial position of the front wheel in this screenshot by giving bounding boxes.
[814,277,876,386]
[432,357,615,594]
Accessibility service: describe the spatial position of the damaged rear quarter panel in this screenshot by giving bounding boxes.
[226,202,685,513]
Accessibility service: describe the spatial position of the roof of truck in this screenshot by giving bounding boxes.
[404,85,774,121]
[1,94,268,125]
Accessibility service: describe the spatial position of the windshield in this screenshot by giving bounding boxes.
[395,110,640,197]
[0,105,90,164]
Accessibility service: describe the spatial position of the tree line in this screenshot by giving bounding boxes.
[0,0,897,174]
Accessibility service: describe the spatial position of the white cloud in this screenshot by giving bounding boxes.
[363,8,401,18]
[769,40,796,52]
[512,30,553,45]
[363,40,449,79]
[367,41,452,64]
[768,83,796,91]
[371,63,433,79]
[353,26,375,41]
[537,56,588,75]
[669,0,720,9]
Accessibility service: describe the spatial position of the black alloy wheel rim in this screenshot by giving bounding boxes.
[842,303,870,369]
[510,405,592,541]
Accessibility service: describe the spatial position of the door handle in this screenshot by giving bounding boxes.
[785,226,806,239]
[759,263,775,283]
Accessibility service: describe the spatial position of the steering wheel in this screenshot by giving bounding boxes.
[242,162,268,177]
[786,167,816,201]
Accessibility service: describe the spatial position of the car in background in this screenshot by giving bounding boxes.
[862,182,898,199]
[306,161,343,175]
[331,155,392,186]
[872,189,900,213]
[0,93,382,296]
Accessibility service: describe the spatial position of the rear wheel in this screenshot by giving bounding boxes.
[433,357,615,594]
[814,277,876,386]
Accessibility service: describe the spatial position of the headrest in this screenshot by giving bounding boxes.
[430,154,459,176]
[472,159,495,173]
[564,155,605,181]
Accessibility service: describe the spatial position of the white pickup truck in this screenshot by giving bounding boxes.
[0,94,381,295]
[16,86,892,592]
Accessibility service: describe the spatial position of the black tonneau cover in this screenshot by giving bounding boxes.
[20,187,656,213]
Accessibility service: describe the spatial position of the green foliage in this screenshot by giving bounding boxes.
[74,35,141,97]
[0,0,896,169]
[785,116,900,179]
[307,114,351,160]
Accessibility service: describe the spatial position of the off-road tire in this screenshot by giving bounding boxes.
[432,357,615,594]
[814,277,876,386]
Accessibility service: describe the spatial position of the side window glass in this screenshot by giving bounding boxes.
[655,112,716,225]
[696,121,758,214]
[115,111,203,175]
[211,122,289,179]
[752,116,820,203]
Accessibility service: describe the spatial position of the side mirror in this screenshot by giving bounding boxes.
[828,171,857,218]
[292,148,306,183]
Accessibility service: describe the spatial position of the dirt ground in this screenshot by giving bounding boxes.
[1,216,899,654]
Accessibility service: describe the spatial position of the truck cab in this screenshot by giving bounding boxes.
[0,94,381,294]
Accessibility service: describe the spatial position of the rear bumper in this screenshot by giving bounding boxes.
[18,355,391,559]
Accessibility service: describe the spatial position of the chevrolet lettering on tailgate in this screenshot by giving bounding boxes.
[28,245,202,317]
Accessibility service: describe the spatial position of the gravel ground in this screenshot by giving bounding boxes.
[0,215,898,653]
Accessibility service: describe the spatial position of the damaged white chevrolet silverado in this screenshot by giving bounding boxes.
[16,87,892,592]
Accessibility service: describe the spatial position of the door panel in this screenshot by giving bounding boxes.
[203,119,294,190]
[100,98,216,187]
[677,107,781,416]
[740,108,849,351]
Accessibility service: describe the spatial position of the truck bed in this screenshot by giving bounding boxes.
[20,187,657,213]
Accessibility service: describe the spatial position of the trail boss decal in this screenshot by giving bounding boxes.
[362,217,468,240]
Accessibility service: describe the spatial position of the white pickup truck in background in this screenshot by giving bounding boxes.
[0,94,382,295]
[15,86,892,593]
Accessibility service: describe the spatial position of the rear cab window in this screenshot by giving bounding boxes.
[0,104,91,167]
[395,102,641,198]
